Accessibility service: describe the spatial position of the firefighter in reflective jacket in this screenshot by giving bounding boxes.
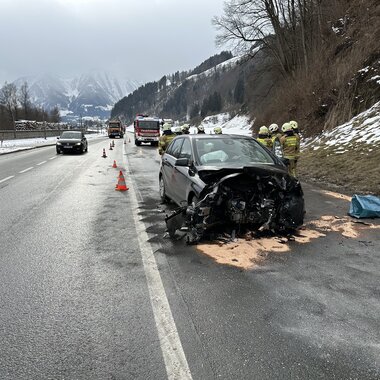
[280,122,300,177]
[158,123,175,155]
[269,123,282,144]
[289,120,301,161]
[256,126,273,148]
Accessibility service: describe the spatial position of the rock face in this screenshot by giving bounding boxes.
[14,72,139,121]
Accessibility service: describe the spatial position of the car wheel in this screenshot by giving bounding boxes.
[135,140,141,146]
[159,176,169,203]
[56,149,60,154]
[85,145,88,152]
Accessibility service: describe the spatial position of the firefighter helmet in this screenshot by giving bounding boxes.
[214,126,222,134]
[268,123,279,133]
[289,120,298,130]
[282,122,292,132]
[162,123,172,132]
[259,126,269,135]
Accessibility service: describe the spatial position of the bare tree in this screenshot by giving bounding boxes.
[19,81,31,119]
[0,82,18,136]
[213,0,327,77]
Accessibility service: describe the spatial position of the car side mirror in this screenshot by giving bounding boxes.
[175,158,189,167]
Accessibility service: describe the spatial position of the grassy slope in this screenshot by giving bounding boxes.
[299,142,380,196]
[247,1,380,196]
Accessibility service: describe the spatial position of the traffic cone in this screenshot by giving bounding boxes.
[117,170,124,179]
[102,148,107,158]
[115,172,129,191]
[112,160,117,168]
[109,143,113,150]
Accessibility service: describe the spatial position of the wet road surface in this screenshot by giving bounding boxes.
[0,134,379,379]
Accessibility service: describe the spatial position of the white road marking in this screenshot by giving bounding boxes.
[19,167,33,173]
[36,161,47,166]
[0,175,14,184]
[123,145,193,380]
[49,157,56,160]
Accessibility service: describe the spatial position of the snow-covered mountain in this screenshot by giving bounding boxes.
[14,72,140,121]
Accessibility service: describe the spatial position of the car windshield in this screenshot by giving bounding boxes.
[194,137,275,166]
[137,121,159,130]
[60,132,82,139]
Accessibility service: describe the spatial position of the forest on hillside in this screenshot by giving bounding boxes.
[111,51,246,124]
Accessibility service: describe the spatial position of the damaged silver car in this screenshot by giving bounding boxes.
[159,134,304,243]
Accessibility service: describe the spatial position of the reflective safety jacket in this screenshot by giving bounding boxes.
[158,133,175,155]
[271,132,282,144]
[294,133,301,158]
[280,133,300,159]
[257,134,273,149]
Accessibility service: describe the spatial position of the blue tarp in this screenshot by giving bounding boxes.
[348,194,380,219]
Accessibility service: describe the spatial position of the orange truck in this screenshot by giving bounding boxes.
[107,119,125,138]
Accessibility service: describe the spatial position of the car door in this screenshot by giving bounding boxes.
[161,138,183,202]
[171,137,193,204]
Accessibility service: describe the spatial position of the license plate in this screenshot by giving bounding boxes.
[64,146,73,148]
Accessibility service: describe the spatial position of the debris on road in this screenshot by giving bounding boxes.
[195,215,380,270]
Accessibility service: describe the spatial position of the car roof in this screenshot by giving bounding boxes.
[61,130,83,135]
[184,134,253,139]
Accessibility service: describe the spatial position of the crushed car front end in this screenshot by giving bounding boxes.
[166,165,304,243]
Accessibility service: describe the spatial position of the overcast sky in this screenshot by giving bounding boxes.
[0,0,225,84]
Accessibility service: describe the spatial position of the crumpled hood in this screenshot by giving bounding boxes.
[198,164,291,187]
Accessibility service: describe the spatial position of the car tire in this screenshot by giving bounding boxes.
[85,145,88,152]
[159,176,169,203]
[56,149,60,154]
[135,140,141,146]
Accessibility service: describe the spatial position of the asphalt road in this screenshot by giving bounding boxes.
[0,134,379,379]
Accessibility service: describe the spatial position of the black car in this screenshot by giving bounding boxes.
[159,134,304,242]
[56,131,88,154]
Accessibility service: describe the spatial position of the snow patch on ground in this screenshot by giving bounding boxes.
[0,132,107,154]
[186,55,243,82]
[196,113,252,135]
[302,101,380,153]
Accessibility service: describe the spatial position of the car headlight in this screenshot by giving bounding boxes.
[75,142,82,146]
[57,142,62,145]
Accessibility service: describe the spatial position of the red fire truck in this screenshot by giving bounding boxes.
[133,114,161,146]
